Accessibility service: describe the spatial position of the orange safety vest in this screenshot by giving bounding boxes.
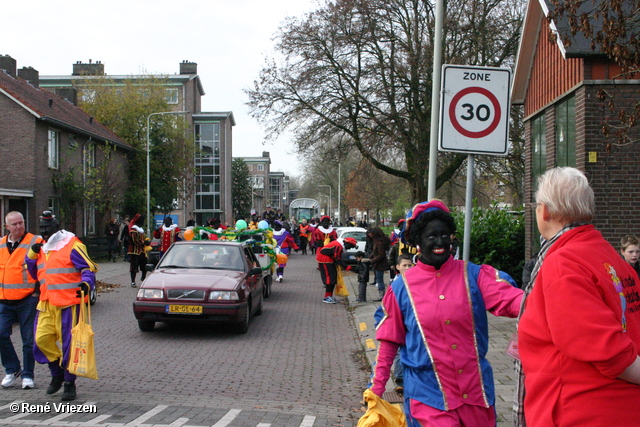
[37,237,85,306]
[0,233,41,300]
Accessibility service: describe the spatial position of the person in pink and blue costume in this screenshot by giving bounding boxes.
[368,199,523,426]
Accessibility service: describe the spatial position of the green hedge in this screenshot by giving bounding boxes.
[452,202,525,287]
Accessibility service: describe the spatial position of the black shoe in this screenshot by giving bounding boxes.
[46,375,64,394]
[61,381,76,401]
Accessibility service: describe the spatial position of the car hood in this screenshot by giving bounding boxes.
[142,268,246,290]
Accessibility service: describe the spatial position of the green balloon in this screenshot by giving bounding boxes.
[235,219,248,230]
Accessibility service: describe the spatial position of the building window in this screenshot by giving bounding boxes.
[253,176,264,189]
[87,202,96,235]
[48,130,59,169]
[248,164,253,171]
[165,88,179,104]
[194,123,221,212]
[556,95,576,167]
[257,164,264,171]
[48,198,59,218]
[532,113,546,193]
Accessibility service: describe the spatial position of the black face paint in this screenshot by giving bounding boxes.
[418,219,452,270]
[39,221,59,242]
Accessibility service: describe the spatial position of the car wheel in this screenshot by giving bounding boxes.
[234,305,250,334]
[138,320,155,332]
[263,275,272,298]
[89,288,97,306]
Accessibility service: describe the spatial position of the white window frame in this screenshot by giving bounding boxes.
[48,129,59,169]
[257,164,264,171]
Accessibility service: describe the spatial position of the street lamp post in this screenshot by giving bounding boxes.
[318,185,332,219]
[146,111,188,238]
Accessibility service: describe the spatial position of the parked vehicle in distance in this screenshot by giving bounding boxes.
[132,240,264,334]
[335,227,368,264]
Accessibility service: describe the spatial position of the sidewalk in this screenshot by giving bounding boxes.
[341,271,518,426]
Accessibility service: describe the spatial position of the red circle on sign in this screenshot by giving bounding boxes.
[449,86,501,138]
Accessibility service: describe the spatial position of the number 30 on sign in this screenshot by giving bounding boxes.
[438,65,511,156]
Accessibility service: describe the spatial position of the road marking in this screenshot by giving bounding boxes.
[168,417,190,426]
[366,338,377,349]
[124,404,168,425]
[211,409,241,426]
[256,424,271,427]
[359,322,367,331]
[299,415,315,427]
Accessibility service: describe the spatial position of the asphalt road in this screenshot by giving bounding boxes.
[0,253,369,426]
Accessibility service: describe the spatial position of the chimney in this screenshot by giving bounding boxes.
[180,60,197,75]
[55,88,78,106]
[262,151,270,158]
[0,55,17,77]
[72,60,105,76]
[18,66,39,87]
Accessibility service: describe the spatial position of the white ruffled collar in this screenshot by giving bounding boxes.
[42,230,75,253]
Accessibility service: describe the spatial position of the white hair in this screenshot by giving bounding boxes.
[535,167,594,223]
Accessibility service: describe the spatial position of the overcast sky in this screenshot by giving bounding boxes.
[4,0,320,177]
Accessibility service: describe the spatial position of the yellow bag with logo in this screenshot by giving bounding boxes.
[68,291,99,380]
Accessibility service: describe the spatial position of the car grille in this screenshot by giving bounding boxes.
[167,289,206,300]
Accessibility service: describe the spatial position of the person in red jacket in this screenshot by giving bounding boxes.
[25,211,98,402]
[0,211,43,390]
[153,216,181,254]
[516,167,640,426]
[312,216,338,250]
[316,237,356,303]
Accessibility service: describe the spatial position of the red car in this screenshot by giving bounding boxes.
[133,240,264,334]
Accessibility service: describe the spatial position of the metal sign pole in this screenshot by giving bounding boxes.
[463,154,474,263]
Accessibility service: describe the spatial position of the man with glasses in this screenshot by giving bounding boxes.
[0,212,43,390]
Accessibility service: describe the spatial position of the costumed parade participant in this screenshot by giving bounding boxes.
[26,211,98,401]
[367,200,523,426]
[271,220,298,282]
[153,217,180,255]
[312,215,338,251]
[316,237,356,304]
[128,214,147,288]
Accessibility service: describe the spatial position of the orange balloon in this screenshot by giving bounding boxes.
[276,253,288,265]
[183,228,194,241]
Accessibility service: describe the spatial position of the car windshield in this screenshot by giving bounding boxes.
[158,244,245,271]
[341,231,366,241]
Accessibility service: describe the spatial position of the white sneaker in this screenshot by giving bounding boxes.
[22,378,34,389]
[277,275,283,282]
[1,369,22,388]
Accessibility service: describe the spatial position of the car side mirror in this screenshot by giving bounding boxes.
[250,267,263,275]
[145,264,155,272]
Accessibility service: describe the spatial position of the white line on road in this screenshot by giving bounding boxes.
[211,409,241,427]
[124,404,168,426]
[256,424,271,427]
[299,415,316,427]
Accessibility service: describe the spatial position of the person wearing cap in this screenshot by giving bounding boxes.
[317,236,356,303]
[312,215,337,251]
[368,199,523,426]
[271,220,298,282]
[262,205,276,225]
[0,211,43,390]
[153,217,181,255]
[25,211,98,401]
[127,214,148,288]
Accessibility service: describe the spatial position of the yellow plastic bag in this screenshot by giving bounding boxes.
[357,389,406,427]
[335,267,349,297]
[68,292,99,380]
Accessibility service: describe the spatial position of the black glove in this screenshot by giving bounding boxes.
[76,282,90,298]
[31,243,42,254]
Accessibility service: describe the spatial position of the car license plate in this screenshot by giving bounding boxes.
[166,305,203,315]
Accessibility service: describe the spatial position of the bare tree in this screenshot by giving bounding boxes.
[247,0,524,202]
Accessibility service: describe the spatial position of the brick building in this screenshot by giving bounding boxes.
[512,0,640,258]
[0,55,132,236]
[39,60,235,227]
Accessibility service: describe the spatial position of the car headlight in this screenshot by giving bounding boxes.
[137,289,163,299]
[209,291,239,301]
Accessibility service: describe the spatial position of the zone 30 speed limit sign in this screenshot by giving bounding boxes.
[438,65,511,156]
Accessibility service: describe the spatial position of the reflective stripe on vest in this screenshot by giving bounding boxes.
[37,238,83,306]
[0,234,40,300]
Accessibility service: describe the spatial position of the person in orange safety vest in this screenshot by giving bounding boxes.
[25,211,98,402]
[0,211,43,390]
